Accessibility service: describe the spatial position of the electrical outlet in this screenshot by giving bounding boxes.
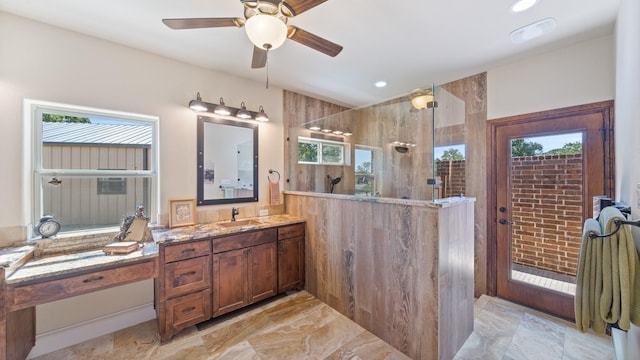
[259,209,268,216]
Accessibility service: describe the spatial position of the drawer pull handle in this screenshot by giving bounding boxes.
[182,306,196,313]
[181,249,196,255]
[180,271,197,278]
[82,276,104,283]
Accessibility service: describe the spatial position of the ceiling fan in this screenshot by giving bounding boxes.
[162,0,343,69]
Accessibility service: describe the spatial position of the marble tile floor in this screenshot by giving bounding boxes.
[33,290,409,360]
[34,291,615,360]
[454,295,615,360]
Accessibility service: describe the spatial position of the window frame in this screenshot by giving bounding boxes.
[297,136,349,166]
[26,99,159,238]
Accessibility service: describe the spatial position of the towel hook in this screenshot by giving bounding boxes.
[268,169,280,182]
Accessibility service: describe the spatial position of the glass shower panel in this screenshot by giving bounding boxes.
[288,83,468,201]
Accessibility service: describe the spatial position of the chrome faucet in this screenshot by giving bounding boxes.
[231,207,239,222]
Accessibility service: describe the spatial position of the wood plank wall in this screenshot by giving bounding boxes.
[285,193,475,359]
[283,73,488,296]
[441,73,487,297]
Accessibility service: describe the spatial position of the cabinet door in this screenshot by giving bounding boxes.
[247,242,278,304]
[278,236,305,292]
[212,248,247,316]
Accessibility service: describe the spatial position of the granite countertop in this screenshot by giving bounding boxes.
[284,191,476,208]
[4,242,158,285]
[3,214,304,285]
[152,214,305,244]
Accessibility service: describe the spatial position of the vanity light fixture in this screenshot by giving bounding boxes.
[189,92,208,112]
[214,97,232,116]
[255,105,270,122]
[307,126,352,136]
[188,94,268,122]
[392,141,416,153]
[410,88,436,110]
[236,102,253,119]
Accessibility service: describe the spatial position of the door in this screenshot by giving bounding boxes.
[491,101,614,320]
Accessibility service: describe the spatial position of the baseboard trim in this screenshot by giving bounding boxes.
[27,303,156,359]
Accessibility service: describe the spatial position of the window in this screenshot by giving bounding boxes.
[355,145,380,196]
[298,137,348,165]
[28,100,158,235]
[97,177,127,194]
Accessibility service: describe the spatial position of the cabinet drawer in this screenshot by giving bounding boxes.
[164,256,211,299]
[9,260,156,311]
[278,223,305,240]
[213,228,277,253]
[166,289,211,334]
[164,240,211,263]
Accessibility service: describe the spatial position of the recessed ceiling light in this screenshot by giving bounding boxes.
[510,0,537,13]
[375,81,387,88]
[510,18,556,44]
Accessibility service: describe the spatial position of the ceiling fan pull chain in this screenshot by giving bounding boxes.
[265,45,271,89]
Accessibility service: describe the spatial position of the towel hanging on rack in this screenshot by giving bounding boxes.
[598,206,640,330]
[268,169,280,206]
[575,218,606,334]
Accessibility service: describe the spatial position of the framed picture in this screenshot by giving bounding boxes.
[169,198,196,228]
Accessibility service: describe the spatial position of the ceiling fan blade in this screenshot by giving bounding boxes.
[287,26,343,57]
[282,0,328,16]
[162,18,244,30]
[251,46,267,69]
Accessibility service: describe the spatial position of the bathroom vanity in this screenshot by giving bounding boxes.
[0,245,158,360]
[0,214,304,359]
[152,215,305,342]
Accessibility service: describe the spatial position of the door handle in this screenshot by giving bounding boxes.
[499,218,514,225]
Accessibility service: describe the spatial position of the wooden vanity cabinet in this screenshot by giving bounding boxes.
[212,229,277,317]
[156,239,212,342]
[157,221,305,342]
[277,224,305,292]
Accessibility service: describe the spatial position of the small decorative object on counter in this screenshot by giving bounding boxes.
[103,241,139,255]
[35,216,61,239]
[113,204,150,242]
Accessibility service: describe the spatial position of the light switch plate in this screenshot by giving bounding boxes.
[259,209,268,216]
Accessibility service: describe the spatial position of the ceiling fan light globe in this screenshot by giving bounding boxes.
[245,14,287,50]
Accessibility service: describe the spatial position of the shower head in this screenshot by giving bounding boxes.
[327,175,342,193]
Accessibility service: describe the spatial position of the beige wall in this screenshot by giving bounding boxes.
[487,34,615,120]
[0,11,285,333]
[615,0,640,217]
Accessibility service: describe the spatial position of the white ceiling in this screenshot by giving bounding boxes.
[0,0,620,107]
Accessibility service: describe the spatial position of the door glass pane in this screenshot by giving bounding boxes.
[509,132,583,295]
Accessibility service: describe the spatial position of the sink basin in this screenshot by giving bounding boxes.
[219,219,261,228]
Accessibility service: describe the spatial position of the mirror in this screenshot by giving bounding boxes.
[197,115,258,205]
